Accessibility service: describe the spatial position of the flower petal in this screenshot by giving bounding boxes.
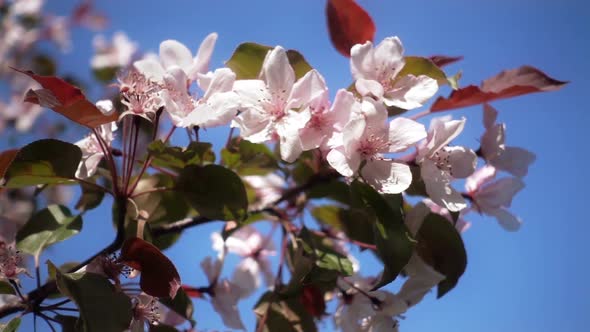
[483,103,498,129]
[423,117,466,159]
[421,160,467,212]
[361,159,412,194]
[189,32,218,81]
[445,146,477,178]
[384,74,438,110]
[486,208,522,231]
[476,176,525,209]
[388,117,427,153]
[202,68,236,100]
[159,40,193,72]
[261,46,295,99]
[288,69,328,110]
[491,146,536,177]
[465,165,497,193]
[481,123,505,160]
[133,58,165,82]
[350,40,375,80]
[355,78,384,100]
[327,147,356,177]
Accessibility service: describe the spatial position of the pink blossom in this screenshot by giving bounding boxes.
[465,165,525,231]
[416,116,477,211]
[327,98,426,194]
[91,32,137,70]
[480,104,536,177]
[243,173,286,209]
[351,36,438,110]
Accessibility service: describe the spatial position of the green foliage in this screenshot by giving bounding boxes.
[311,205,374,245]
[351,181,414,290]
[51,261,133,332]
[148,140,215,170]
[254,292,317,332]
[221,139,278,175]
[417,213,467,298]
[0,281,15,295]
[176,165,248,221]
[3,139,82,188]
[16,205,82,258]
[226,42,313,80]
[75,181,105,212]
[0,317,21,332]
[398,56,458,89]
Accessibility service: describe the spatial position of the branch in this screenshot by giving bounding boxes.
[0,196,129,320]
[151,171,341,237]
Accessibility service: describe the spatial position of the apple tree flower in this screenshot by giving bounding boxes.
[327,98,426,194]
[74,100,117,179]
[91,32,137,70]
[243,173,286,209]
[351,36,438,110]
[480,103,536,177]
[465,165,525,231]
[416,116,477,212]
[233,46,331,162]
[133,32,217,84]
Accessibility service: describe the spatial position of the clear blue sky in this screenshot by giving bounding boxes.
[18,0,590,331]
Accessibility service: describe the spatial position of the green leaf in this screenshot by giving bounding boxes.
[130,174,190,225]
[159,287,195,327]
[417,213,467,298]
[75,181,105,212]
[0,281,15,295]
[2,139,82,188]
[351,181,414,289]
[55,315,78,332]
[311,205,374,245]
[176,165,248,221]
[405,165,427,197]
[398,56,454,87]
[93,67,119,83]
[254,292,317,332]
[226,42,313,80]
[51,261,132,332]
[16,205,82,258]
[299,227,353,276]
[148,140,215,170]
[306,180,351,205]
[0,317,21,332]
[221,139,278,175]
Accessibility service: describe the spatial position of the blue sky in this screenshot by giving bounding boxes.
[14,0,590,331]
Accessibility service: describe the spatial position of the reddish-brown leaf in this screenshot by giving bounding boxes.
[0,149,19,181]
[13,68,118,128]
[431,65,568,112]
[428,55,464,68]
[120,237,181,299]
[326,0,375,57]
[299,285,326,318]
[181,285,204,298]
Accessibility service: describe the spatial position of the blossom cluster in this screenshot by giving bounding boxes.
[57,32,537,331]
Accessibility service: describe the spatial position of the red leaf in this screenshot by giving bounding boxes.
[326,0,375,57]
[431,65,568,112]
[181,285,203,299]
[13,68,118,128]
[120,237,181,299]
[428,55,464,68]
[299,285,326,318]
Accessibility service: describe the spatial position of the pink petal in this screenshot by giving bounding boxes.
[465,165,497,193]
[133,58,165,82]
[327,147,357,177]
[202,68,236,100]
[491,146,536,177]
[355,78,384,99]
[421,160,467,212]
[476,176,525,209]
[159,40,193,72]
[373,36,405,79]
[483,103,498,129]
[481,123,505,160]
[350,40,375,80]
[384,74,438,110]
[445,146,478,179]
[423,117,466,159]
[361,159,412,194]
[388,117,427,153]
[189,32,218,80]
[261,46,295,99]
[288,69,328,110]
[486,208,521,231]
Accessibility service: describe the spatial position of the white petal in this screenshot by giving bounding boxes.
[202,68,236,100]
[361,160,412,194]
[163,66,188,92]
[404,202,431,236]
[355,78,384,100]
[288,69,328,109]
[483,103,498,129]
[476,176,525,209]
[189,32,218,80]
[465,165,497,193]
[183,91,240,128]
[486,208,522,231]
[481,123,505,160]
[491,146,536,177]
[398,253,445,307]
[133,58,165,82]
[373,36,405,79]
[388,117,427,152]
[327,147,356,177]
[75,153,103,179]
[233,79,269,107]
[95,99,114,115]
[231,257,260,298]
[342,113,366,157]
[277,110,309,162]
[299,125,328,151]
[421,160,467,212]
[350,40,375,80]
[423,117,466,159]
[159,40,193,72]
[359,98,387,131]
[445,146,477,178]
[261,46,295,99]
[328,89,357,130]
[384,75,438,110]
